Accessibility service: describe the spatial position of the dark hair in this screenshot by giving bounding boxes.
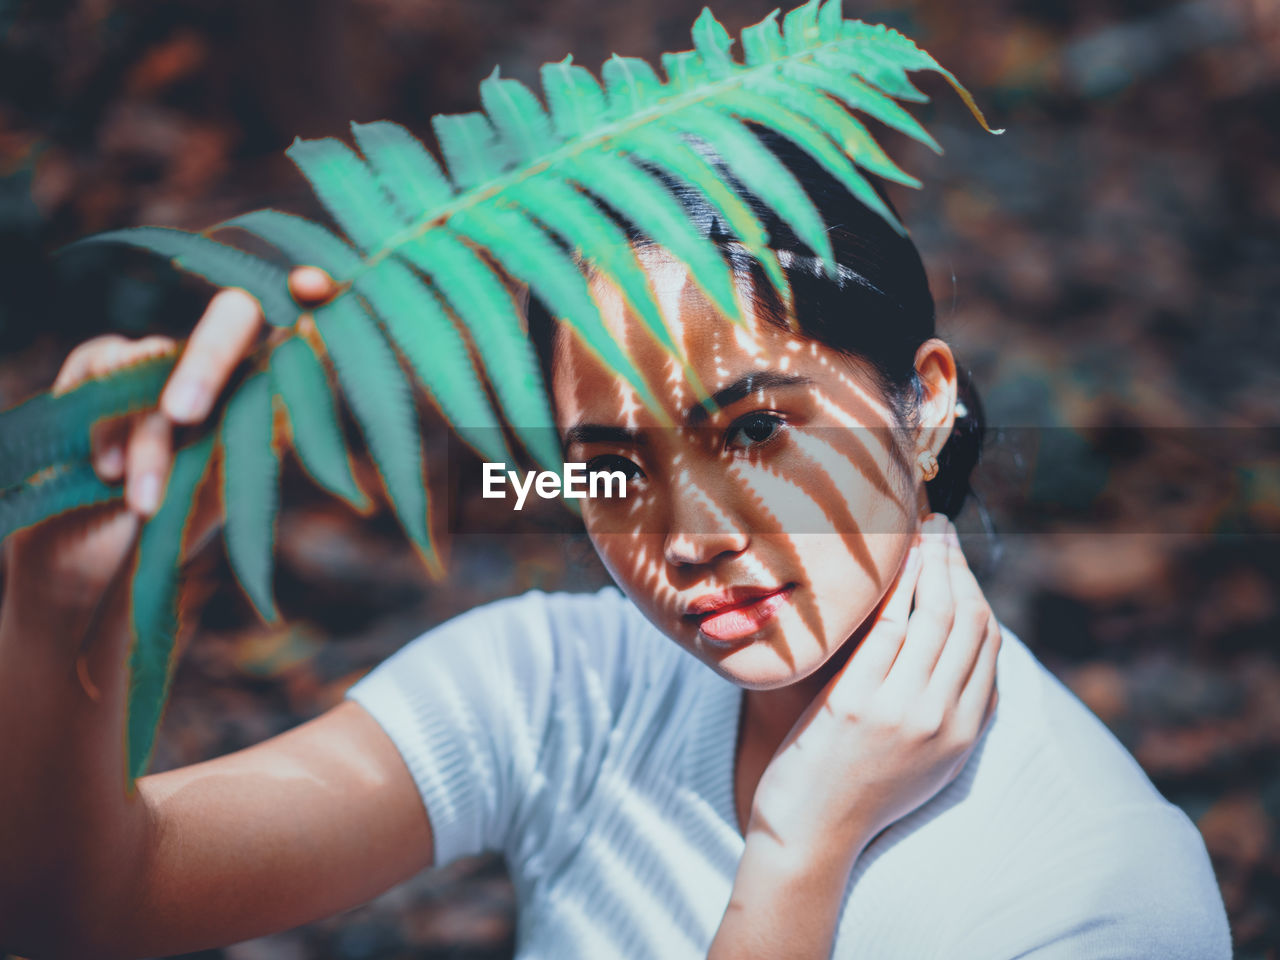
[528,127,984,520]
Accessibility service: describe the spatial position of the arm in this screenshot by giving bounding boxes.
[709,517,1001,959]
[709,819,871,960]
[0,276,434,959]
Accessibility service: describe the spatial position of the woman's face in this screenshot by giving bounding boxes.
[551,247,954,690]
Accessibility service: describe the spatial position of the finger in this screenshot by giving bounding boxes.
[90,415,132,482]
[128,334,178,362]
[886,513,954,688]
[843,538,921,689]
[125,411,173,517]
[84,337,179,482]
[955,620,1002,738]
[927,524,991,701]
[289,265,340,307]
[160,289,263,424]
[52,335,130,395]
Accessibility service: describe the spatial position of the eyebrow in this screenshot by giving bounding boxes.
[563,370,813,446]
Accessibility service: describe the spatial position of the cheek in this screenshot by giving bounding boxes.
[786,531,913,650]
[586,531,665,598]
[730,430,915,537]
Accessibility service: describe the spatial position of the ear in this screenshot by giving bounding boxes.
[913,338,957,460]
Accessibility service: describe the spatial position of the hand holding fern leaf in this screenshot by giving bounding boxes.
[2,267,337,692]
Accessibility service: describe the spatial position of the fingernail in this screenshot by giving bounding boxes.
[131,473,160,515]
[164,380,207,421]
[98,444,124,477]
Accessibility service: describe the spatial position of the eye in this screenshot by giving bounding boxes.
[725,412,785,451]
[585,454,644,484]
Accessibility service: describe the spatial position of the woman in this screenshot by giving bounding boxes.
[0,134,1230,959]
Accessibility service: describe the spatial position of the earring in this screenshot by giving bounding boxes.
[917,450,939,482]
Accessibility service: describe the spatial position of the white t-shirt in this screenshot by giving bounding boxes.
[346,586,1231,959]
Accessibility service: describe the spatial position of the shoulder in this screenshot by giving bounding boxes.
[347,584,685,717]
[940,799,1231,959]
[984,627,1169,809]
[926,627,1231,958]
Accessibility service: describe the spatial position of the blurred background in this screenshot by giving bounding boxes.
[1,0,1277,957]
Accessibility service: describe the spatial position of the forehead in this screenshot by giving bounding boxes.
[551,246,878,427]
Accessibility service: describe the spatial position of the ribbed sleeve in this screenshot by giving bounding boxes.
[344,591,562,866]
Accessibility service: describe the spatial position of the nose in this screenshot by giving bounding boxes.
[662,483,750,567]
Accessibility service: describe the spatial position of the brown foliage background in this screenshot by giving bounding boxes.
[1,0,1277,957]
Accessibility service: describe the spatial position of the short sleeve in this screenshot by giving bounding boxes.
[945,803,1232,960]
[344,587,636,868]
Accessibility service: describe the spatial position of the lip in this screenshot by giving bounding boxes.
[684,584,796,645]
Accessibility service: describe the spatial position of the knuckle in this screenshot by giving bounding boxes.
[910,710,944,742]
[912,604,954,635]
[958,602,988,635]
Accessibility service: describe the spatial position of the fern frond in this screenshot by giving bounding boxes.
[0,353,174,491]
[312,296,443,578]
[397,230,561,471]
[0,462,120,541]
[69,228,297,325]
[269,336,371,511]
[269,336,370,511]
[127,430,216,779]
[220,371,281,624]
[224,210,511,463]
[447,198,665,418]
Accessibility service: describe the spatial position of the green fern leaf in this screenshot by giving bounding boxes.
[361,257,512,462]
[691,8,737,79]
[448,200,664,418]
[741,10,786,65]
[782,61,942,153]
[783,0,823,52]
[615,132,790,307]
[0,353,174,492]
[351,120,455,218]
[560,149,744,327]
[224,211,508,461]
[127,429,216,779]
[220,209,362,281]
[70,228,297,325]
[397,230,560,470]
[817,0,843,41]
[602,55,665,115]
[540,56,608,140]
[660,50,710,90]
[745,72,921,187]
[0,462,120,542]
[313,296,442,577]
[815,46,928,103]
[504,176,681,357]
[480,70,557,162]
[710,88,903,234]
[269,337,370,511]
[219,371,280,623]
[432,111,514,190]
[286,137,408,252]
[664,104,836,275]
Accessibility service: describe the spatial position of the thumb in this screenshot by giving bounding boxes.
[288,266,340,307]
